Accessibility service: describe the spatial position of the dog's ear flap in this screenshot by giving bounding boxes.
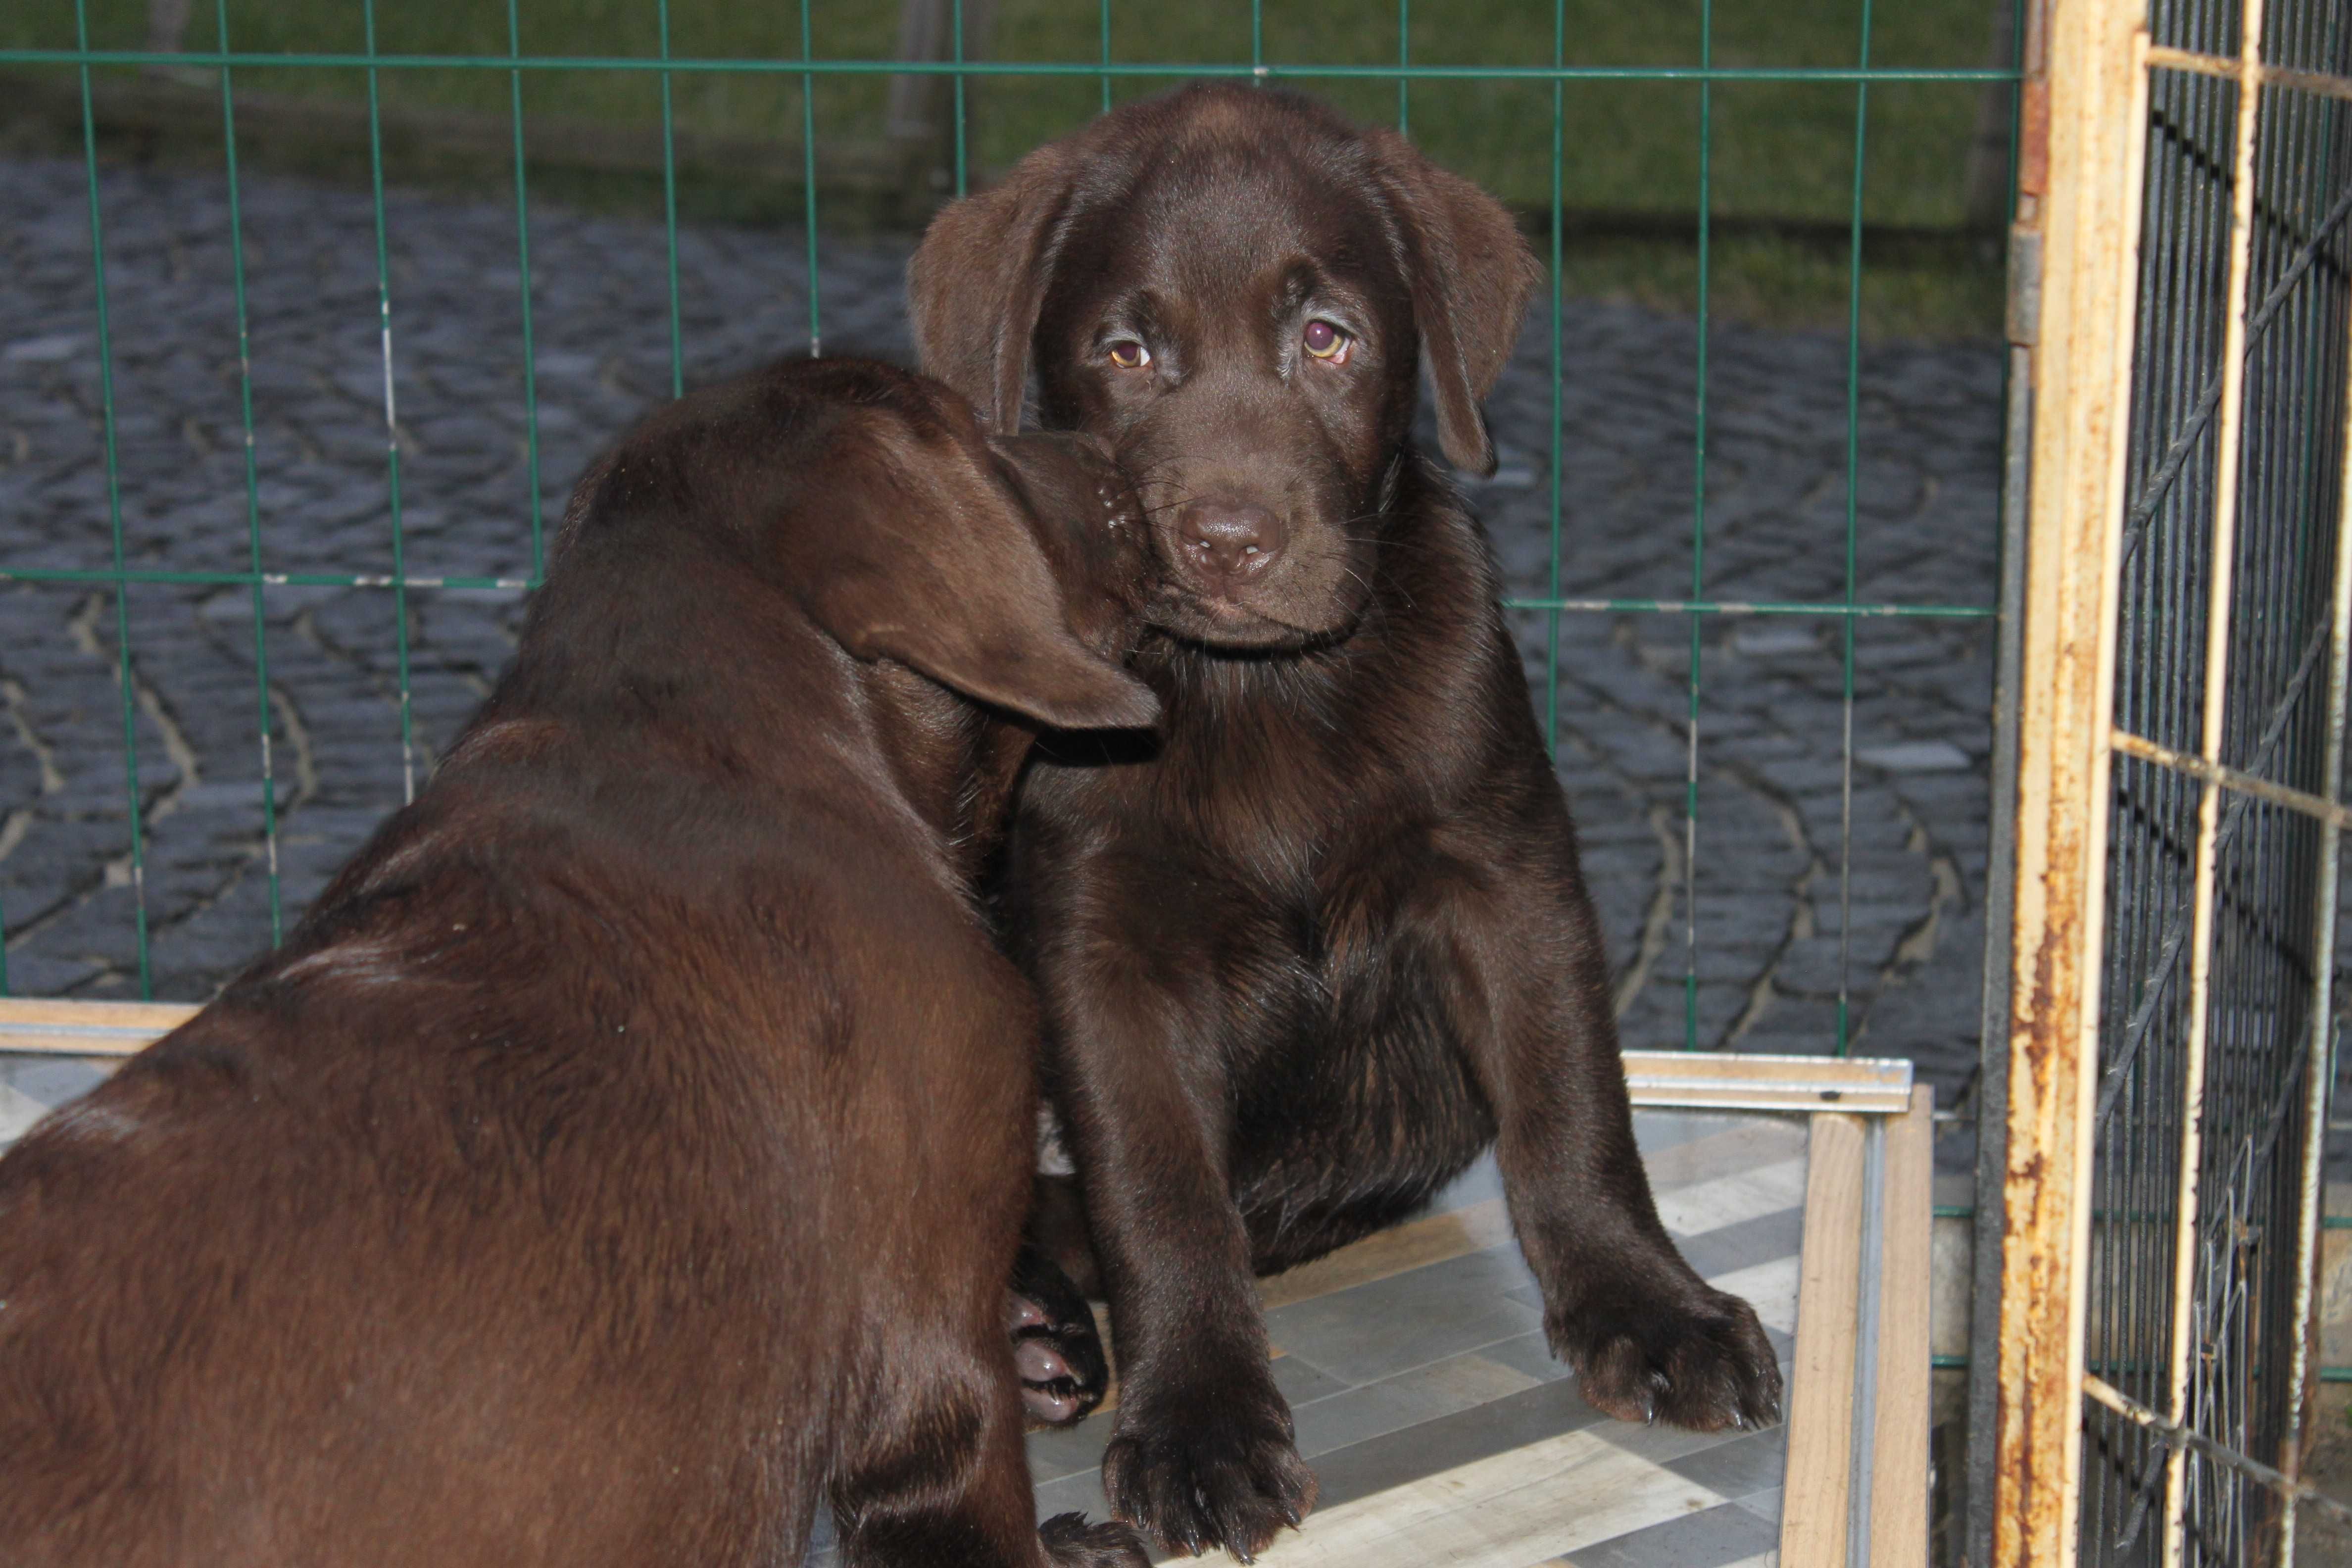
[1369,131,1543,477]
[799,469,1158,734]
[908,144,1078,434]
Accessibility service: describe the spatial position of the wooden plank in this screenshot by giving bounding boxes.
[1871,1085,1936,1567]
[1781,1111,1867,1567]
[0,998,197,1054]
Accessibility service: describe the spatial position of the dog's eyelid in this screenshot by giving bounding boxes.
[1300,299,1362,330]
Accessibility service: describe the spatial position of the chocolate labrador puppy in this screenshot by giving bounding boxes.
[0,359,1154,1568]
[911,85,1782,1559]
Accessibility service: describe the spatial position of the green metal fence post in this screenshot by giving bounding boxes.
[1685,0,1716,1051]
[1544,0,1564,759]
[358,0,419,805]
[657,0,685,396]
[1396,0,1409,133]
[212,0,284,948]
[800,0,821,355]
[951,0,967,196]
[504,0,547,578]
[71,0,153,998]
[1834,0,1878,1057]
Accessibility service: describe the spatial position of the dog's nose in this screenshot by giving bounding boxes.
[1177,500,1286,585]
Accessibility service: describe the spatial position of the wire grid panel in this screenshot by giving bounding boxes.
[0,2,2011,1070]
[1993,0,2352,1562]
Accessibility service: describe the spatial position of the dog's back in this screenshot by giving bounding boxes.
[0,359,1154,1568]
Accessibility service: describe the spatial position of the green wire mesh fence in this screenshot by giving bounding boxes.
[0,0,2015,1065]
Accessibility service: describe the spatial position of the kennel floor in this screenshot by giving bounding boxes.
[2,1040,1922,1567]
[1007,1109,1803,1568]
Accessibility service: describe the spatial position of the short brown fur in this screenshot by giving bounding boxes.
[0,360,1153,1568]
[913,86,1782,1561]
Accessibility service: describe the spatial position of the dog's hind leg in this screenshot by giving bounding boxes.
[828,1311,1143,1568]
[1009,1234,1109,1427]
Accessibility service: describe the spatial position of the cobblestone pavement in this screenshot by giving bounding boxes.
[0,152,2323,1176]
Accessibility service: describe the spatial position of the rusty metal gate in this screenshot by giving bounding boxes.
[1976,0,2352,1563]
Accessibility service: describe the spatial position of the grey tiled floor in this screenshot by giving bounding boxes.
[1013,1109,1803,1568]
[1,1057,1802,1568]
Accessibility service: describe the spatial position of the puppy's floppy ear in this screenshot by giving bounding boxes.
[796,448,1158,733]
[1368,130,1543,476]
[907,143,1079,435]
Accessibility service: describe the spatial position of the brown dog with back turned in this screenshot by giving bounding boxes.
[0,359,1155,1568]
[912,84,1783,1560]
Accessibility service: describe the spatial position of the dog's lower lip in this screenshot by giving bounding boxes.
[1165,594,1289,635]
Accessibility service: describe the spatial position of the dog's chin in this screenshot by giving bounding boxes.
[1149,586,1358,654]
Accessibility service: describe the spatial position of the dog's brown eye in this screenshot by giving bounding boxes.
[1107,340,1151,370]
[1302,320,1350,363]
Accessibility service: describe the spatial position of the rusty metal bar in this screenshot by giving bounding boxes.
[2084,1375,2352,1529]
[2144,43,2352,105]
[2107,729,2352,829]
[2159,6,2268,1558]
[1992,0,2150,1559]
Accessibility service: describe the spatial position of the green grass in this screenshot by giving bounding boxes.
[5,0,2014,335]
[991,0,2000,227]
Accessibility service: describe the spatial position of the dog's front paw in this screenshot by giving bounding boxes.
[1011,1248,1110,1426]
[1101,1378,1317,1562]
[1552,1283,1782,1432]
[1039,1512,1151,1567]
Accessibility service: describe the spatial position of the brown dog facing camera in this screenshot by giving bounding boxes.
[0,359,1156,1568]
[912,84,1783,1560]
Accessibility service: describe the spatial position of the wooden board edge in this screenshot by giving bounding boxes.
[1781,1110,1868,1567]
[0,998,200,1054]
[1870,1084,1936,1567]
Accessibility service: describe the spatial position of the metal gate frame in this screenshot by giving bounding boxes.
[1980,0,2352,1562]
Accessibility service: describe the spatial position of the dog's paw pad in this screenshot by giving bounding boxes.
[1016,1333,1090,1424]
[1007,1266,1109,1427]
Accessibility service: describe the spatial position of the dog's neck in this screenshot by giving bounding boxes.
[855,660,1040,884]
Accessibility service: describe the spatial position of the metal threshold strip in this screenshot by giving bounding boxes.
[0,1004,1921,1114]
[1621,1051,1914,1115]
